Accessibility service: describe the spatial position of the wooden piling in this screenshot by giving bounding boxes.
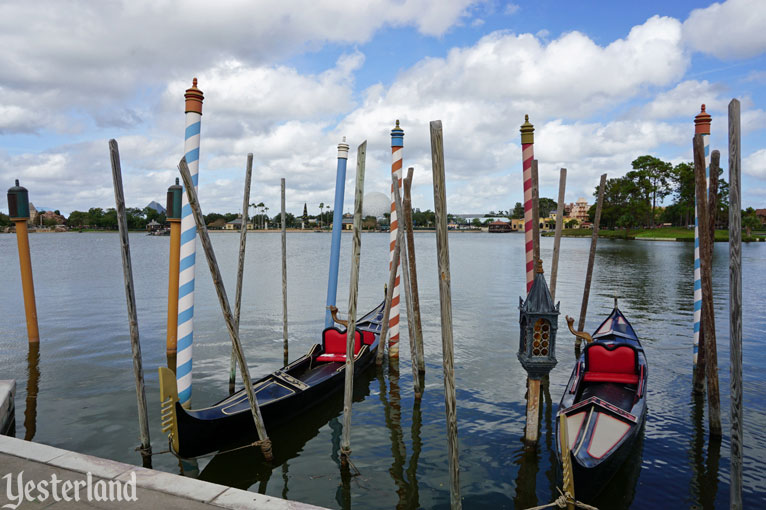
[7,180,39,344]
[524,378,541,444]
[392,173,421,399]
[550,168,567,301]
[281,177,288,366]
[230,153,253,394]
[708,152,720,246]
[341,141,366,463]
[728,98,743,510]
[108,139,152,468]
[430,120,461,510]
[693,134,722,438]
[178,157,273,461]
[576,173,607,346]
[531,160,541,262]
[377,229,402,366]
[403,167,425,373]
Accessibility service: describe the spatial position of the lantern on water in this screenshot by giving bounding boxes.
[7,180,30,220]
[518,259,559,379]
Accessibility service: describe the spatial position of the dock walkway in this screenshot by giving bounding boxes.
[0,434,325,509]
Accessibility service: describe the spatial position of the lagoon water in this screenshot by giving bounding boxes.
[1,231,765,508]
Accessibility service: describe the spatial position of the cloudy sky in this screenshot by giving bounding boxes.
[1,0,765,216]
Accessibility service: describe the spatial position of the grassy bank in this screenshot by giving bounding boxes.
[545,226,765,242]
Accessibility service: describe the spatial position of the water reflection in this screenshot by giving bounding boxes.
[688,393,721,509]
[24,343,40,441]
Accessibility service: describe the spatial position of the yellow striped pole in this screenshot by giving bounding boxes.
[7,180,39,344]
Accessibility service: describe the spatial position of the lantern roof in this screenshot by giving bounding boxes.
[520,260,558,315]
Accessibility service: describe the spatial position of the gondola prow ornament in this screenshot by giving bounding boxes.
[518,259,559,379]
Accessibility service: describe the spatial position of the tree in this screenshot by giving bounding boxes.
[67,210,88,227]
[471,218,482,227]
[629,155,673,227]
[319,202,324,228]
[511,202,525,219]
[0,212,9,227]
[302,203,308,229]
[362,215,378,230]
[743,207,761,237]
[538,197,557,218]
[565,219,578,229]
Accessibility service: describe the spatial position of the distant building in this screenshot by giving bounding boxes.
[569,198,590,223]
[756,208,766,226]
[488,220,512,233]
[342,213,353,230]
[208,218,226,229]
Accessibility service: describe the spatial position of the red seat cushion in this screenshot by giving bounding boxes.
[322,328,361,357]
[316,354,348,363]
[584,344,638,385]
[361,331,375,345]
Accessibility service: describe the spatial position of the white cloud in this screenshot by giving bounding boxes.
[744,148,766,179]
[683,0,766,59]
[640,80,728,119]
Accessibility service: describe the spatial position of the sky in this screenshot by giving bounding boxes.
[1,0,766,217]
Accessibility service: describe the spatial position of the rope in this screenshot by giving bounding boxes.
[166,438,273,461]
[523,488,599,510]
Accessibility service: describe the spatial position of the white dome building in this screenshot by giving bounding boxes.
[363,192,390,219]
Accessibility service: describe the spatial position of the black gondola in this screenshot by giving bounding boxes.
[159,302,385,459]
[555,306,648,502]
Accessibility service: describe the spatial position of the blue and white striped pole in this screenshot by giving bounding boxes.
[325,137,350,328]
[693,104,711,374]
[177,78,204,408]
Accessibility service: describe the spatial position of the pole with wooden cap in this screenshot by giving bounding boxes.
[692,104,711,394]
[325,137,350,328]
[341,141,366,463]
[521,115,535,293]
[176,78,204,408]
[178,157,273,461]
[7,180,39,343]
[166,178,183,367]
[388,120,405,359]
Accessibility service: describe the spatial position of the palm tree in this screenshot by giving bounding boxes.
[264,207,269,229]
[319,202,325,229]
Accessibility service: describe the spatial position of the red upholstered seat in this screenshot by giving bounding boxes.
[361,331,375,345]
[317,328,362,363]
[583,344,639,385]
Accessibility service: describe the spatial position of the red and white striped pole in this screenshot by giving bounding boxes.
[520,115,535,293]
[388,120,405,359]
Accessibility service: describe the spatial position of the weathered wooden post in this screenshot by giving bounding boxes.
[325,138,350,328]
[575,173,607,349]
[403,167,425,372]
[520,116,536,292]
[341,141,366,464]
[693,104,712,393]
[178,157,273,461]
[728,97,743,510]
[109,139,152,468]
[693,134,722,438]
[229,154,253,394]
[281,177,288,365]
[430,120,461,510]
[531,160,541,262]
[550,168,567,301]
[708,152,720,245]
[392,173,421,399]
[376,229,402,366]
[388,121,405,360]
[177,78,204,408]
[166,178,183,367]
[7,180,39,344]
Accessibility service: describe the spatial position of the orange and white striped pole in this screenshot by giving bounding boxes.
[388,120,404,359]
[520,115,535,293]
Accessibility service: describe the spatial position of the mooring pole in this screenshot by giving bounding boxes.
[576,173,607,348]
[281,177,289,366]
[693,134,722,438]
[550,168,567,302]
[728,98,743,510]
[341,141,366,464]
[392,173,421,399]
[377,228,402,366]
[531,160,541,262]
[176,78,204,409]
[166,178,183,368]
[403,167,425,373]
[325,138,350,328]
[178,157,273,461]
[520,116,535,293]
[693,104,712,393]
[430,120,462,510]
[388,121,405,360]
[229,153,253,394]
[7,180,39,344]
[109,140,152,468]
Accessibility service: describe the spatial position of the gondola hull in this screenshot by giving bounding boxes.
[556,307,647,502]
[160,302,385,459]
